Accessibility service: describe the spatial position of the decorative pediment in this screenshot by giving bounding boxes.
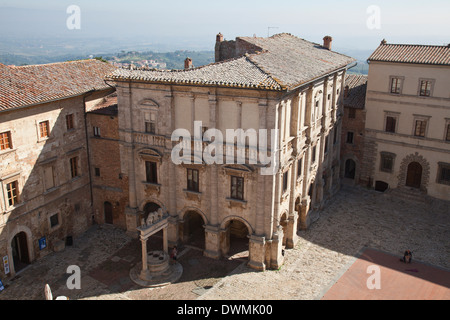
[221,164,254,177]
[138,99,159,109]
[139,148,163,162]
[178,154,207,167]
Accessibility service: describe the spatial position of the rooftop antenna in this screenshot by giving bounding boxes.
[268,27,279,37]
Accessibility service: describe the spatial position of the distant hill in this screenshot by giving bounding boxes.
[0,50,215,69]
[107,50,215,70]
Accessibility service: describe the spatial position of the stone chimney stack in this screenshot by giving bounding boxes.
[323,36,333,51]
[184,57,193,70]
[215,32,224,62]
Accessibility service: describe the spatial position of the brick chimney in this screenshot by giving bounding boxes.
[323,36,333,50]
[215,32,224,62]
[184,57,193,70]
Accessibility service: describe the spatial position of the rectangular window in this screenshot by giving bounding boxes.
[0,131,12,150]
[385,116,397,133]
[282,171,289,193]
[380,153,395,173]
[437,163,450,185]
[66,114,74,130]
[6,181,19,207]
[346,132,354,144]
[419,80,432,97]
[145,113,157,134]
[324,136,329,154]
[93,126,101,137]
[95,167,101,177]
[145,161,158,184]
[230,176,244,201]
[390,78,402,94]
[70,157,79,178]
[446,124,450,142]
[145,122,156,134]
[50,214,59,228]
[39,121,50,138]
[187,168,199,192]
[414,120,427,137]
[333,128,338,145]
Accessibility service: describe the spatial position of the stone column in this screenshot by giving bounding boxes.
[269,226,284,270]
[285,211,298,249]
[163,227,168,254]
[248,235,266,271]
[140,236,149,280]
[167,215,179,247]
[299,197,311,230]
[125,207,140,238]
[204,225,221,259]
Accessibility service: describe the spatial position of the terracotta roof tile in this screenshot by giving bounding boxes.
[107,33,355,92]
[344,74,367,109]
[0,59,117,112]
[107,56,283,91]
[368,43,450,65]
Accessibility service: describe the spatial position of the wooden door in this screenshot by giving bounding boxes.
[11,232,29,272]
[406,162,422,189]
[104,202,113,224]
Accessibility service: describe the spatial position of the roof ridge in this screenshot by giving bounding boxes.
[123,55,249,74]
[243,53,285,90]
[381,43,450,48]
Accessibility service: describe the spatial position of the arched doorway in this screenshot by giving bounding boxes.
[181,210,205,249]
[344,159,356,179]
[406,162,422,189]
[11,232,30,273]
[222,219,250,261]
[104,201,113,224]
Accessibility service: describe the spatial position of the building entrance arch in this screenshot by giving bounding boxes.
[180,210,206,249]
[11,231,30,273]
[406,162,422,189]
[220,217,251,261]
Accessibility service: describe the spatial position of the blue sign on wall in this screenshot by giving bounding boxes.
[0,279,4,292]
[39,237,47,250]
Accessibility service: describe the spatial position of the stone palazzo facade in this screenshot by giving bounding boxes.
[361,41,450,200]
[0,60,116,278]
[107,33,355,270]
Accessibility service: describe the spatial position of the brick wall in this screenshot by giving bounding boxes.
[87,111,129,229]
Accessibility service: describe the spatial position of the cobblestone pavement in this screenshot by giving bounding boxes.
[0,185,448,300]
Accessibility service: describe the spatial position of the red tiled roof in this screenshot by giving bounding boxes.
[368,43,450,66]
[108,33,355,92]
[87,94,118,116]
[344,74,367,109]
[0,59,117,112]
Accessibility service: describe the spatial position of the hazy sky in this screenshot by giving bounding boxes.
[0,0,449,52]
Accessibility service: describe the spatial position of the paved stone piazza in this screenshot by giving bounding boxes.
[0,185,448,300]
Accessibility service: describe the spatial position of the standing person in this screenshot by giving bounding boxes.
[171,246,178,264]
[401,250,412,263]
